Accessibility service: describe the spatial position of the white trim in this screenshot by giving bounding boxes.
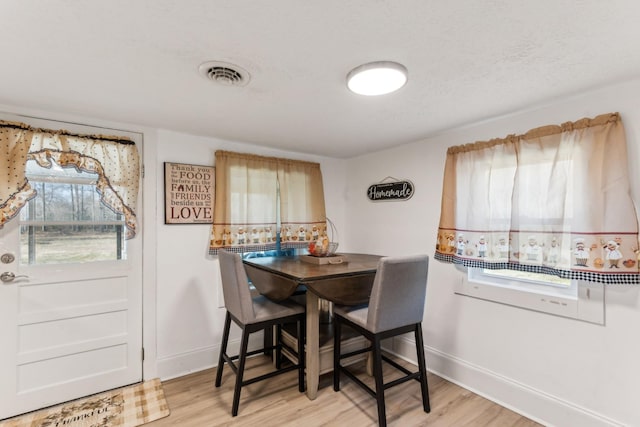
[389,335,625,427]
[142,136,158,380]
[458,268,605,325]
[157,334,264,381]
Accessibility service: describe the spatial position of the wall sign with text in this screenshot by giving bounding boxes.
[367,178,414,202]
[164,162,215,224]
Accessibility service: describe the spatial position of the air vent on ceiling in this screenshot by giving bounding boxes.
[198,61,250,87]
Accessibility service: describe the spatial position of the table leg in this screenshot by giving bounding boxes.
[305,291,320,399]
[264,326,273,355]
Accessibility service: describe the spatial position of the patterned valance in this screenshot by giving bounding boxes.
[0,120,140,238]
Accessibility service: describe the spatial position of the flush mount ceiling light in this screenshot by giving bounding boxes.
[346,61,408,96]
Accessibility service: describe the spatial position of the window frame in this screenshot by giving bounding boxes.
[456,266,605,324]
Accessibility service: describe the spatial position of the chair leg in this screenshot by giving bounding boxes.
[333,316,342,392]
[215,311,232,387]
[372,335,387,427]
[231,328,250,417]
[414,324,431,413]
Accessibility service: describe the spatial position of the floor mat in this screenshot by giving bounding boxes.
[0,378,170,427]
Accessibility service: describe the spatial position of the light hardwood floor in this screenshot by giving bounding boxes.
[150,354,543,427]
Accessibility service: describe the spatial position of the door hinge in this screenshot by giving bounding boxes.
[142,164,145,178]
[141,347,145,361]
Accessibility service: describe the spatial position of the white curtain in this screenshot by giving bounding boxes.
[435,112,639,284]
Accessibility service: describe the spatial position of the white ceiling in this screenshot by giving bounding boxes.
[2,1,640,158]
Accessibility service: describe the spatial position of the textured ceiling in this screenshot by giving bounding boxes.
[1,1,640,158]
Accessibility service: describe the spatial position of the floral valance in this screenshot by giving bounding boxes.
[435,112,640,284]
[0,120,140,238]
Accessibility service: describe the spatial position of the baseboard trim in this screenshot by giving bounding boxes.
[158,333,264,381]
[389,336,624,427]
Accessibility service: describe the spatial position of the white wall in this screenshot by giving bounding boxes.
[153,130,348,379]
[343,78,640,427]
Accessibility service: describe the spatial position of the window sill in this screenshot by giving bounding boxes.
[454,266,605,325]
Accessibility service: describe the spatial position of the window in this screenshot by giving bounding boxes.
[240,185,299,258]
[455,267,604,324]
[210,151,327,255]
[19,160,127,265]
[436,113,637,322]
[474,269,573,296]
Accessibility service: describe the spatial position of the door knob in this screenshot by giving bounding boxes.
[0,272,28,283]
[1,253,15,264]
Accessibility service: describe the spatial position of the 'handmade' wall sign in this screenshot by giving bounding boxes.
[367,177,414,202]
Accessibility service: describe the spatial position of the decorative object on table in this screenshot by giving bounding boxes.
[307,217,339,256]
[300,254,346,265]
[0,378,170,427]
[367,176,414,202]
[164,162,215,224]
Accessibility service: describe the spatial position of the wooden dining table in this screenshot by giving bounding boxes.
[243,253,382,399]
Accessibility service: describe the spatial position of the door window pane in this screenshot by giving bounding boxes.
[19,160,126,265]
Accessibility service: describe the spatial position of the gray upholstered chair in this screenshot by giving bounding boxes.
[215,250,305,417]
[333,255,430,427]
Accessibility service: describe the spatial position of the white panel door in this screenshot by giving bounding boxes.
[0,114,143,420]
